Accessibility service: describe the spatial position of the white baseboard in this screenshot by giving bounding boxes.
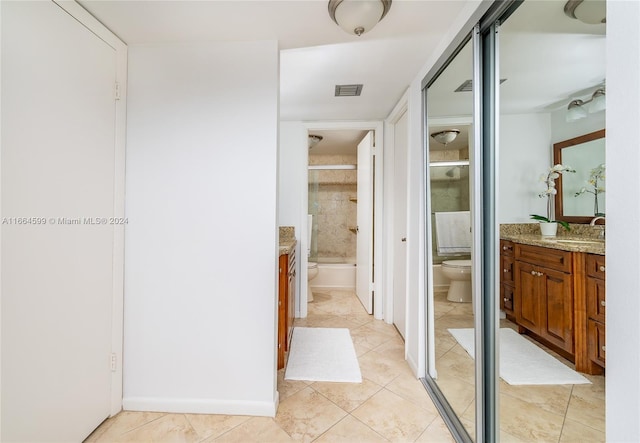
[123,395,278,417]
[406,352,420,377]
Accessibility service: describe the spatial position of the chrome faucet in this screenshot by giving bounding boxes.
[590,216,606,238]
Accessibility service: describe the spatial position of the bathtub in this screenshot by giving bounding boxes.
[310,257,356,290]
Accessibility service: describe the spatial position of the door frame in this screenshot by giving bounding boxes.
[53,0,127,416]
[301,121,384,319]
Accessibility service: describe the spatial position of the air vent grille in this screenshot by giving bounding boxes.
[335,84,363,97]
[454,79,507,92]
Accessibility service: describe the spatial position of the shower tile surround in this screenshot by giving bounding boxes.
[308,155,357,261]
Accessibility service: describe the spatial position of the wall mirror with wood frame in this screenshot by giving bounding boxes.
[554,129,606,223]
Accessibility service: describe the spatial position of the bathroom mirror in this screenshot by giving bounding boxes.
[554,129,606,223]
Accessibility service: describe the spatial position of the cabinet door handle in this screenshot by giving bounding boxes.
[504,269,508,273]
[503,246,508,251]
[401,237,407,242]
[531,270,536,276]
[602,345,606,352]
[504,298,508,302]
[601,300,606,307]
[537,272,544,277]
[599,265,606,272]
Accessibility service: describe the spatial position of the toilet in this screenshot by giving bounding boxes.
[441,259,472,303]
[307,262,318,302]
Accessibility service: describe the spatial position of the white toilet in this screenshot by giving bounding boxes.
[307,262,318,302]
[441,259,472,303]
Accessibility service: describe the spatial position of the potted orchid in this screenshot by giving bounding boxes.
[530,164,575,236]
[575,164,605,216]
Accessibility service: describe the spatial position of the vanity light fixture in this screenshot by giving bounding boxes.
[328,0,392,37]
[430,129,460,147]
[308,134,323,149]
[566,88,606,122]
[564,0,606,25]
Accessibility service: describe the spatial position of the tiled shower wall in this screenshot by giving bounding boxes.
[308,155,357,261]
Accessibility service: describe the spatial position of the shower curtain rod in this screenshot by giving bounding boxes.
[308,165,357,170]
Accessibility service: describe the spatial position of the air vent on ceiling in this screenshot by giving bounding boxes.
[454,79,507,92]
[335,84,363,97]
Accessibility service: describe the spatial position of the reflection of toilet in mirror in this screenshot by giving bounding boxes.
[435,211,472,303]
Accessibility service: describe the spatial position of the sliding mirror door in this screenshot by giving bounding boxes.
[497,1,606,440]
[425,37,476,440]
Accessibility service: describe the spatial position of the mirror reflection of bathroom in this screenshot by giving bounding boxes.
[426,35,477,439]
[306,129,366,309]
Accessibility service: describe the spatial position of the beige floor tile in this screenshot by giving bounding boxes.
[385,373,440,415]
[358,348,413,386]
[314,415,390,442]
[498,393,565,442]
[434,345,475,386]
[559,418,606,442]
[370,336,406,361]
[415,416,455,442]
[274,387,347,442]
[572,373,605,401]
[113,413,200,443]
[278,368,312,401]
[184,413,250,440]
[310,378,383,412]
[362,318,403,338]
[212,417,293,443]
[499,381,572,416]
[349,324,396,351]
[85,411,166,442]
[565,390,606,432]
[352,389,436,442]
[432,375,475,419]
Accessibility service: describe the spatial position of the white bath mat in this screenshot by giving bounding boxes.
[448,328,590,385]
[285,327,362,383]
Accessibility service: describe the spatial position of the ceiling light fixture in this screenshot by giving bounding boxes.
[566,88,606,122]
[430,129,460,147]
[308,134,323,149]
[564,0,606,24]
[328,0,392,37]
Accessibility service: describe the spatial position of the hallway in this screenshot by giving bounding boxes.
[86,289,453,442]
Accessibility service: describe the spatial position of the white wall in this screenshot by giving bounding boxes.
[606,0,640,440]
[124,41,280,416]
[278,121,307,316]
[550,105,605,144]
[499,113,552,223]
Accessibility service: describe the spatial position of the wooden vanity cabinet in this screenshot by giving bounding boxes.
[514,243,574,354]
[586,254,606,368]
[500,240,515,317]
[278,249,296,370]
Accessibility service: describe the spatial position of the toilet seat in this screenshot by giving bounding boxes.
[442,259,472,268]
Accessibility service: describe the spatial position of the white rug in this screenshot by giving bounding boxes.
[448,328,590,385]
[285,327,362,383]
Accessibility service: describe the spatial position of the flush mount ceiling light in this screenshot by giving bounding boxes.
[566,88,606,122]
[308,134,323,149]
[564,0,606,24]
[328,0,392,36]
[430,129,460,147]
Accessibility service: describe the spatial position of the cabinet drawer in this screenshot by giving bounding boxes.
[500,283,514,314]
[515,243,572,273]
[587,276,606,323]
[501,255,515,285]
[588,319,606,367]
[586,254,605,279]
[500,240,515,257]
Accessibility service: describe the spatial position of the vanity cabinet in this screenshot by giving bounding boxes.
[278,249,296,370]
[514,243,574,354]
[586,254,606,368]
[500,240,515,317]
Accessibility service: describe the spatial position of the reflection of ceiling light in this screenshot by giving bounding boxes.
[430,129,460,147]
[308,134,323,149]
[564,0,606,24]
[566,88,606,122]
[328,0,392,37]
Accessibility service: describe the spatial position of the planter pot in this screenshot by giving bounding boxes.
[539,222,558,237]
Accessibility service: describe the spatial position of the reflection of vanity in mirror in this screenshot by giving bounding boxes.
[554,129,605,223]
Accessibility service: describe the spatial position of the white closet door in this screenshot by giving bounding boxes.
[393,111,409,338]
[356,131,374,313]
[2,2,117,441]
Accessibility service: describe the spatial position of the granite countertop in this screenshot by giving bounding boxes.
[279,226,296,256]
[501,223,605,256]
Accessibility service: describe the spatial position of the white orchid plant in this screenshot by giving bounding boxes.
[530,164,575,231]
[575,164,605,216]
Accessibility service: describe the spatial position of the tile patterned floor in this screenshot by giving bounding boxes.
[433,289,606,442]
[86,289,454,442]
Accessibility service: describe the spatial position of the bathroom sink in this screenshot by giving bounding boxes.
[543,238,604,246]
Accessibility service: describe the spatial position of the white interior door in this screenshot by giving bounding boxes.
[1,2,118,441]
[393,112,409,338]
[356,131,374,313]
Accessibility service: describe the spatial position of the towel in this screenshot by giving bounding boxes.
[435,211,471,255]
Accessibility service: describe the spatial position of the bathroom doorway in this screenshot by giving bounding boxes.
[301,122,384,319]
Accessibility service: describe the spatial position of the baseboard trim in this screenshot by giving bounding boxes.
[406,352,419,377]
[123,395,278,417]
